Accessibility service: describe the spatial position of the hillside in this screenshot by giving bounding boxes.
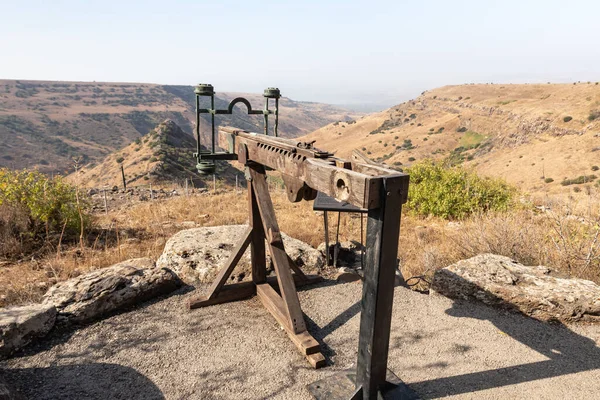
[69,119,240,188]
[304,83,600,198]
[0,79,360,174]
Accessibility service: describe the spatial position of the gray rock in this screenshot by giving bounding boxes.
[0,304,56,358]
[43,258,181,324]
[334,267,362,283]
[157,225,324,285]
[431,254,600,322]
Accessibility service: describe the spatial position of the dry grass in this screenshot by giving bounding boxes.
[302,83,600,200]
[2,186,600,307]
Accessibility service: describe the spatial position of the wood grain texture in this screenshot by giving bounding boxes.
[249,165,307,334]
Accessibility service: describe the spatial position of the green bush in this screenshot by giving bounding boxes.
[544,177,554,183]
[589,110,600,121]
[116,156,125,163]
[563,116,573,122]
[561,175,597,186]
[456,127,467,133]
[408,157,416,162]
[0,169,90,247]
[406,161,515,219]
[592,166,599,171]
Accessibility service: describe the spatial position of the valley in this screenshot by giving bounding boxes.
[303,83,600,199]
[0,79,360,174]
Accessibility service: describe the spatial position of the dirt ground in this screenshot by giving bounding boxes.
[2,281,600,400]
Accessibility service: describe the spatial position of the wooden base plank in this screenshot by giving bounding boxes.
[188,274,322,310]
[188,281,256,309]
[257,283,324,366]
[307,353,326,369]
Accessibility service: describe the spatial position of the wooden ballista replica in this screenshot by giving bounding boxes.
[188,85,415,400]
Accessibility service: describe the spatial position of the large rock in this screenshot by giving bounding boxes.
[0,304,56,358]
[43,258,181,324]
[157,225,324,285]
[432,254,600,322]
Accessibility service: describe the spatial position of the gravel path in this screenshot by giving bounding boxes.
[2,281,600,399]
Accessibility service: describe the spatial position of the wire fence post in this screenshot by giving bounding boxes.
[103,189,108,214]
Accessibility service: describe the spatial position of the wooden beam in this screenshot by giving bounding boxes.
[188,273,322,310]
[249,165,307,334]
[248,176,267,284]
[256,283,325,368]
[206,226,253,300]
[188,281,256,309]
[356,175,406,399]
[287,254,307,281]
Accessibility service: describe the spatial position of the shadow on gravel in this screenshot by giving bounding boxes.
[11,285,194,361]
[1,363,164,400]
[409,272,600,398]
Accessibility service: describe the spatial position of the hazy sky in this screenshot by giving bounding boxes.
[1,0,599,106]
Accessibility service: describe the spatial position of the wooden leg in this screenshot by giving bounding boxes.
[324,210,330,266]
[356,176,406,399]
[249,176,267,284]
[249,165,307,334]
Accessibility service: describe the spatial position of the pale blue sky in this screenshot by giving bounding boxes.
[1,0,599,106]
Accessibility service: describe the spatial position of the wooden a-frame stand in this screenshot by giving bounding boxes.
[187,163,325,368]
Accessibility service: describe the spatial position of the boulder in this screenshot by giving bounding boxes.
[334,267,362,283]
[157,225,324,285]
[432,254,600,322]
[0,304,56,358]
[43,258,181,324]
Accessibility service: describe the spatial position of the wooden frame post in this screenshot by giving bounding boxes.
[188,164,325,368]
[307,175,417,400]
[355,176,404,399]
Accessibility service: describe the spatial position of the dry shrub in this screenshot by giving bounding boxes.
[3,183,600,307]
[0,203,30,258]
[452,210,549,267]
[399,207,600,288]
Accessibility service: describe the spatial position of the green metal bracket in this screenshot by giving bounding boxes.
[194,83,281,175]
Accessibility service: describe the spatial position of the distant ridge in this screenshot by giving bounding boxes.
[0,79,361,174]
[70,119,238,188]
[303,83,600,199]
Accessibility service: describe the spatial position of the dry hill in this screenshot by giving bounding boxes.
[0,79,360,174]
[70,119,240,188]
[303,83,600,198]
